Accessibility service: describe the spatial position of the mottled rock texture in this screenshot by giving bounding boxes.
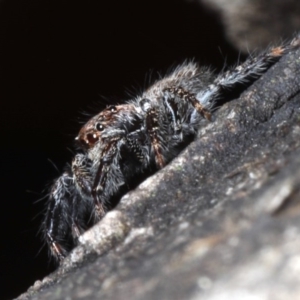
[199,0,300,52]
[17,44,300,300]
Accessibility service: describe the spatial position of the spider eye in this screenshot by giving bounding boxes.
[96,123,104,131]
[109,105,117,113]
[86,133,99,145]
[140,98,151,112]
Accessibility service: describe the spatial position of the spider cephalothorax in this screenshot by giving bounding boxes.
[43,35,300,261]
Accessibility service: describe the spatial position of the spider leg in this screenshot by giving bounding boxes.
[120,128,148,166]
[140,98,165,168]
[44,171,77,261]
[71,153,94,236]
[91,137,120,219]
[164,86,212,124]
[196,35,300,107]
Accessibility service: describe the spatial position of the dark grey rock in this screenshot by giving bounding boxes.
[198,0,300,52]
[17,46,300,300]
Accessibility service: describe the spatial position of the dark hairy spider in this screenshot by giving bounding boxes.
[43,35,300,261]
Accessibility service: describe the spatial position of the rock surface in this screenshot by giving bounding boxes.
[198,0,300,52]
[17,45,300,300]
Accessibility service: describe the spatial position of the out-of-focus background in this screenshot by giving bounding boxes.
[1,0,299,298]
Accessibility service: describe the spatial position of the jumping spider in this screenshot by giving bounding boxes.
[43,35,300,261]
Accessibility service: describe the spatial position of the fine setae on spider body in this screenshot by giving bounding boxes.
[43,36,300,261]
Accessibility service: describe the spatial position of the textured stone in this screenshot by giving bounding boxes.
[198,0,300,52]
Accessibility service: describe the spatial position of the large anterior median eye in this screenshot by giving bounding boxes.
[86,133,99,146]
[96,123,104,131]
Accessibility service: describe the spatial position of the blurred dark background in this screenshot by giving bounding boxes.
[0,0,240,298]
